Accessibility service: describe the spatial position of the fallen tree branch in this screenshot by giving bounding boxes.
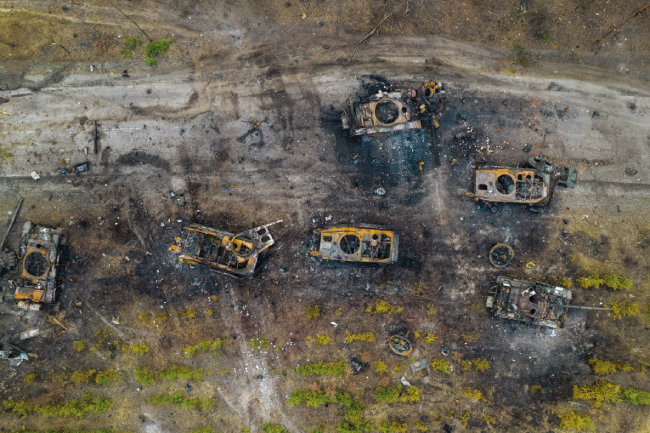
[347,1,407,61]
[592,3,650,44]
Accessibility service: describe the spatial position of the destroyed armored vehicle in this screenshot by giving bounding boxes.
[474,166,552,206]
[14,222,65,304]
[486,276,572,329]
[341,81,441,136]
[171,221,281,277]
[311,226,398,264]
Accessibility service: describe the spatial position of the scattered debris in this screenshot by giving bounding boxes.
[311,225,398,263]
[171,220,283,277]
[19,328,40,340]
[349,356,369,375]
[486,276,572,329]
[30,171,41,180]
[489,243,514,268]
[409,358,430,381]
[374,187,386,196]
[0,340,32,367]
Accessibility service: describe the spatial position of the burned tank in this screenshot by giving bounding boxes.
[14,221,65,304]
[170,220,282,277]
[341,81,442,136]
[310,225,398,264]
[486,276,572,329]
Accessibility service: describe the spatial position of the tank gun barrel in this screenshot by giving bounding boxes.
[0,198,23,250]
[554,304,612,311]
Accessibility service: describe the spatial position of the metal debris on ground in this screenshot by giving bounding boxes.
[349,356,369,375]
[410,358,430,381]
[489,243,514,268]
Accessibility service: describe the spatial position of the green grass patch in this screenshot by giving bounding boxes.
[578,274,632,290]
[588,359,633,375]
[378,419,407,433]
[623,387,650,405]
[573,381,621,407]
[374,385,401,404]
[133,365,204,385]
[558,411,594,431]
[147,392,214,410]
[121,343,149,355]
[123,37,142,50]
[144,39,172,67]
[296,361,346,376]
[95,370,120,385]
[185,338,225,357]
[3,393,110,418]
[430,359,450,374]
[609,302,640,319]
[344,331,375,344]
[261,424,289,433]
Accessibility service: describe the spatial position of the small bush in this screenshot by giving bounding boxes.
[296,361,345,376]
[345,331,374,344]
[185,338,225,357]
[378,419,407,433]
[147,392,214,410]
[430,359,450,374]
[306,305,321,319]
[400,386,420,403]
[464,387,485,401]
[374,360,387,373]
[426,305,436,316]
[558,411,594,431]
[261,423,289,433]
[122,343,149,355]
[366,300,403,315]
[578,274,632,290]
[623,387,650,405]
[573,381,621,407]
[4,393,111,418]
[72,341,86,352]
[473,358,490,372]
[95,370,120,385]
[70,369,97,384]
[588,359,633,375]
[24,374,37,384]
[123,37,142,50]
[134,367,157,385]
[374,385,401,403]
[609,302,639,319]
[287,390,336,408]
[424,333,438,343]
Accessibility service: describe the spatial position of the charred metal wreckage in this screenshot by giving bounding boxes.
[170,220,282,277]
[341,81,442,136]
[486,276,572,329]
[311,225,399,264]
[13,221,66,305]
[472,156,577,207]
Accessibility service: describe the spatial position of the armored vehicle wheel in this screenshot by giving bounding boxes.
[389,334,413,356]
[489,243,514,268]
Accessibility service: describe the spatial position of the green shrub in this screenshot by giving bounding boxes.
[374,385,401,403]
[400,386,420,403]
[588,359,633,375]
[70,369,97,384]
[378,419,407,433]
[610,302,640,319]
[147,392,214,410]
[123,37,142,50]
[578,274,632,290]
[3,393,111,418]
[306,305,321,319]
[287,390,336,408]
[261,424,289,433]
[296,361,346,376]
[95,369,120,385]
[473,358,490,372]
[558,411,594,431]
[134,367,157,385]
[185,338,225,357]
[344,332,374,344]
[573,381,621,407]
[374,360,387,373]
[430,359,450,374]
[623,387,650,405]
